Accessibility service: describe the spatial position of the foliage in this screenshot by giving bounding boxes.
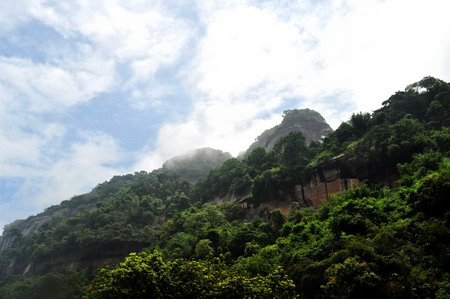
[191,158,251,202]
[0,170,191,277]
[0,271,89,299]
[321,256,381,298]
[85,251,296,298]
[282,108,326,124]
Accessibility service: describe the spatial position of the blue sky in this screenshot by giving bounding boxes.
[1,0,449,230]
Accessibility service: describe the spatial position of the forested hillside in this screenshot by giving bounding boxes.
[0,77,449,298]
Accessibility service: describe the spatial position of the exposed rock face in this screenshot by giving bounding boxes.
[4,241,150,277]
[0,234,17,252]
[47,241,149,273]
[240,159,360,216]
[0,217,51,251]
[246,109,333,153]
[0,206,95,252]
[295,162,360,208]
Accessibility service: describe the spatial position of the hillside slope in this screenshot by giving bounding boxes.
[0,77,449,298]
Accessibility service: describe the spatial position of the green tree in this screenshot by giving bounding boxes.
[194,239,213,259]
[85,251,297,298]
[273,131,310,201]
[321,256,381,298]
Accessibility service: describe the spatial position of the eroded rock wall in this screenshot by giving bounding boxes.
[296,165,360,208]
[241,162,360,216]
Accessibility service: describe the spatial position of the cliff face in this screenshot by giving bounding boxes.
[2,241,150,277]
[0,216,51,251]
[295,161,360,208]
[246,109,333,153]
[0,213,151,277]
[0,205,95,253]
[240,159,360,216]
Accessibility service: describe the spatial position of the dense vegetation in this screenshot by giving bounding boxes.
[0,77,449,298]
[86,252,296,298]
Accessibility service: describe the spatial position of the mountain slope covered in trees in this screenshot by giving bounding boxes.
[0,77,449,298]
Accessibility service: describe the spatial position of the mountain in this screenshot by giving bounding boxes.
[0,77,449,298]
[246,108,333,153]
[162,148,232,182]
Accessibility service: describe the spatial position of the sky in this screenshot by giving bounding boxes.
[0,0,449,230]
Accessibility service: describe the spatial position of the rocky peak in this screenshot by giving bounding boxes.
[246,108,333,153]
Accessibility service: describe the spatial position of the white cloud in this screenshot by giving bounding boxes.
[188,4,311,101]
[136,0,450,170]
[0,56,114,113]
[1,0,194,111]
[189,0,450,122]
[305,0,450,116]
[135,3,328,167]
[15,131,125,208]
[0,0,39,33]
[31,0,193,96]
[0,126,126,227]
[0,124,66,177]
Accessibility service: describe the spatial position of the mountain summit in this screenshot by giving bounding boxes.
[162,148,232,182]
[246,108,332,153]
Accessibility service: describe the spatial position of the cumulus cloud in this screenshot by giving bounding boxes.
[135,2,338,168]
[28,0,193,108]
[133,100,283,171]
[1,0,194,107]
[0,56,114,112]
[189,0,450,124]
[0,48,125,223]
[190,6,301,99]
[134,3,314,167]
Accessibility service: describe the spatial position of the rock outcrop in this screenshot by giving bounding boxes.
[0,217,51,251]
[240,157,360,215]
[0,205,95,252]
[295,160,360,208]
[246,109,333,153]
